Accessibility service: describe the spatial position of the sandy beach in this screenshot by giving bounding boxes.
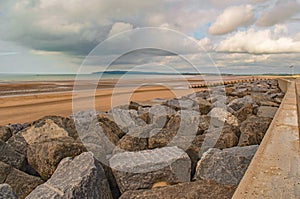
[0,75,279,125]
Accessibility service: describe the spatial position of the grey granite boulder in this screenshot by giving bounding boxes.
[0,161,43,199]
[119,179,236,199]
[162,98,198,111]
[27,138,86,180]
[194,145,258,185]
[257,106,278,118]
[0,140,25,169]
[109,146,191,193]
[148,105,176,128]
[0,184,17,199]
[0,126,12,142]
[194,97,212,114]
[26,152,113,199]
[228,95,256,111]
[208,107,238,127]
[238,116,272,146]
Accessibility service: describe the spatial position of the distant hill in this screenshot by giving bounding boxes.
[91,70,297,76]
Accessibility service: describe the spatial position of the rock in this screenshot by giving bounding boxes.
[128,101,141,110]
[194,145,258,185]
[7,132,29,156]
[208,107,238,127]
[0,140,25,169]
[236,103,255,122]
[194,97,212,114]
[162,98,197,111]
[22,116,78,145]
[257,106,278,118]
[0,161,43,199]
[230,87,251,97]
[8,123,29,134]
[115,125,155,152]
[238,116,272,146]
[0,184,17,199]
[148,105,176,128]
[27,138,86,180]
[202,124,239,154]
[0,126,12,141]
[109,146,191,193]
[119,179,236,199]
[148,128,177,149]
[228,95,256,111]
[26,152,113,199]
[109,108,146,132]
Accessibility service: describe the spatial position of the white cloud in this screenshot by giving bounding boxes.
[216,28,300,54]
[209,4,255,35]
[108,22,134,37]
[256,0,300,26]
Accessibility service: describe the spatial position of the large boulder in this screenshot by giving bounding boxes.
[194,145,258,185]
[0,140,25,169]
[119,179,236,199]
[162,98,197,111]
[115,125,155,152]
[200,124,239,157]
[26,152,113,199]
[148,128,176,149]
[238,116,272,146]
[193,97,212,114]
[27,138,86,180]
[227,95,256,111]
[109,146,191,193]
[236,103,255,122]
[22,116,78,145]
[208,108,238,127]
[0,126,12,142]
[257,106,278,118]
[109,108,146,133]
[148,105,176,128]
[0,161,43,199]
[0,184,17,199]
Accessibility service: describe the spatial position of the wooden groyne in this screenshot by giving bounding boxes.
[189,77,272,88]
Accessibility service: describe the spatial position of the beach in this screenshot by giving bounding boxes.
[0,75,278,125]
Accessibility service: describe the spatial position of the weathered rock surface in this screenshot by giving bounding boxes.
[194,97,212,114]
[115,125,155,152]
[238,116,272,146]
[0,161,43,199]
[228,95,256,111]
[148,105,176,128]
[194,145,258,185]
[0,184,17,199]
[0,126,12,141]
[27,138,86,180]
[257,106,278,118]
[109,146,191,193]
[0,140,25,169]
[26,152,113,199]
[119,179,236,199]
[208,107,239,127]
[22,116,78,144]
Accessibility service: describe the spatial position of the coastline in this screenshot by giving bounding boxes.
[0,75,280,125]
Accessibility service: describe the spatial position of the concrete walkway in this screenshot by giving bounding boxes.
[232,80,300,198]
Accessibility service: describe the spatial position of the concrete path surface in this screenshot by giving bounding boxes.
[233,80,300,199]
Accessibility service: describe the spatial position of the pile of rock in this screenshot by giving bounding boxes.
[0,79,284,198]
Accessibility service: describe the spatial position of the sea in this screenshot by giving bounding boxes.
[0,73,185,83]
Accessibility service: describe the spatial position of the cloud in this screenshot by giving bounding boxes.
[108,22,134,37]
[216,28,300,54]
[209,4,255,35]
[256,0,300,26]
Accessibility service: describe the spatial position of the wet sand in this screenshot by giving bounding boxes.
[0,75,279,125]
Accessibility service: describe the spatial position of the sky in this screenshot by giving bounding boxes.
[0,0,299,74]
